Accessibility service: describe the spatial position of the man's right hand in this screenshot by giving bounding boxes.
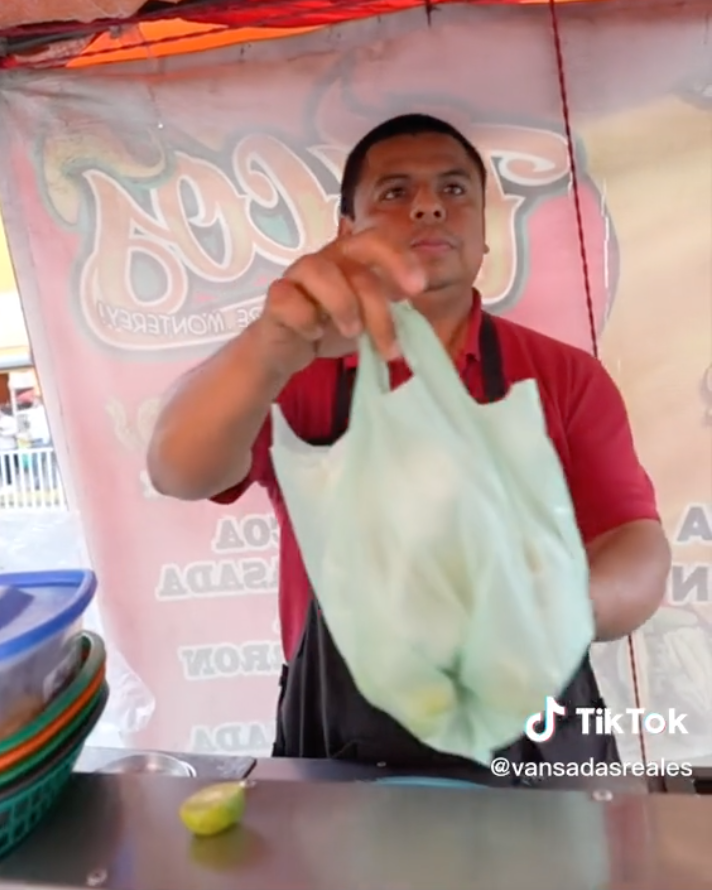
[252,230,427,376]
[146,231,425,500]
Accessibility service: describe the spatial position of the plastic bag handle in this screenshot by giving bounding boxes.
[351,301,471,414]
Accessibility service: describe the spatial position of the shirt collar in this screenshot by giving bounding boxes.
[344,290,483,369]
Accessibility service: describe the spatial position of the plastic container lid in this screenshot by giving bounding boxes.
[0,571,96,662]
[373,776,484,790]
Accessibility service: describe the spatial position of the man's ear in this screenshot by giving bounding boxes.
[337,216,354,238]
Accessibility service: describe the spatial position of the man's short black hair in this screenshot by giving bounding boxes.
[339,113,487,219]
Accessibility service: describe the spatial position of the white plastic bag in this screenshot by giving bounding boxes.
[271,302,594,764]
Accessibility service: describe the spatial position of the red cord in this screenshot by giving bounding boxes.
[547,0,598,360]
[548,0,647,767]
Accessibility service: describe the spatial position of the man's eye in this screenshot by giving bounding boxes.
[444,183,466,196]
[381,187,405,200]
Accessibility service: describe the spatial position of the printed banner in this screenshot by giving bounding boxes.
[0,1,709,760]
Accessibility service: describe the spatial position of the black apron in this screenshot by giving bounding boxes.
[272,313,619,783]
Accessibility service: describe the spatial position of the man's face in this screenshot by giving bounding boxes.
[340,132,487,296]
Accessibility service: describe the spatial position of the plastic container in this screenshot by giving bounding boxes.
[0,632,106,756]
[0,571,96,740]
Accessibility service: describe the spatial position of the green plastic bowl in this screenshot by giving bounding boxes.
[0,682,109,859]
[0,679,108,790]
[0,632,105,757]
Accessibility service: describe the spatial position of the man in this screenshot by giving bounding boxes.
[148,114,670,780]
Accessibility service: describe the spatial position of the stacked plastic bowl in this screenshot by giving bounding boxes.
[0,570,107,857]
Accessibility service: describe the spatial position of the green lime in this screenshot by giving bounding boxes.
[179,782,248,837]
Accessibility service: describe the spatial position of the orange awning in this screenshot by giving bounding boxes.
[69,21,320,67]
[0,0,625,70]
[0,0,622,29]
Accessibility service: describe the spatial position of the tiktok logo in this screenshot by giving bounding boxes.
[524,696,567,743]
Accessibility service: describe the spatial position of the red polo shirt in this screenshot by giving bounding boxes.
[213,300,659,662]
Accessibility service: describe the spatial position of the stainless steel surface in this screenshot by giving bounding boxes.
[2,772,712,889]
[75,746,255,782]
[101,752,196,778]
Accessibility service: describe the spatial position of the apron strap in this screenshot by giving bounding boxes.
[479,312,507,404]
[330,309,506,431]
[331,362,356,440]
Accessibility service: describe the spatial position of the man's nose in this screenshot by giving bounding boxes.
[410,188,446,222]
